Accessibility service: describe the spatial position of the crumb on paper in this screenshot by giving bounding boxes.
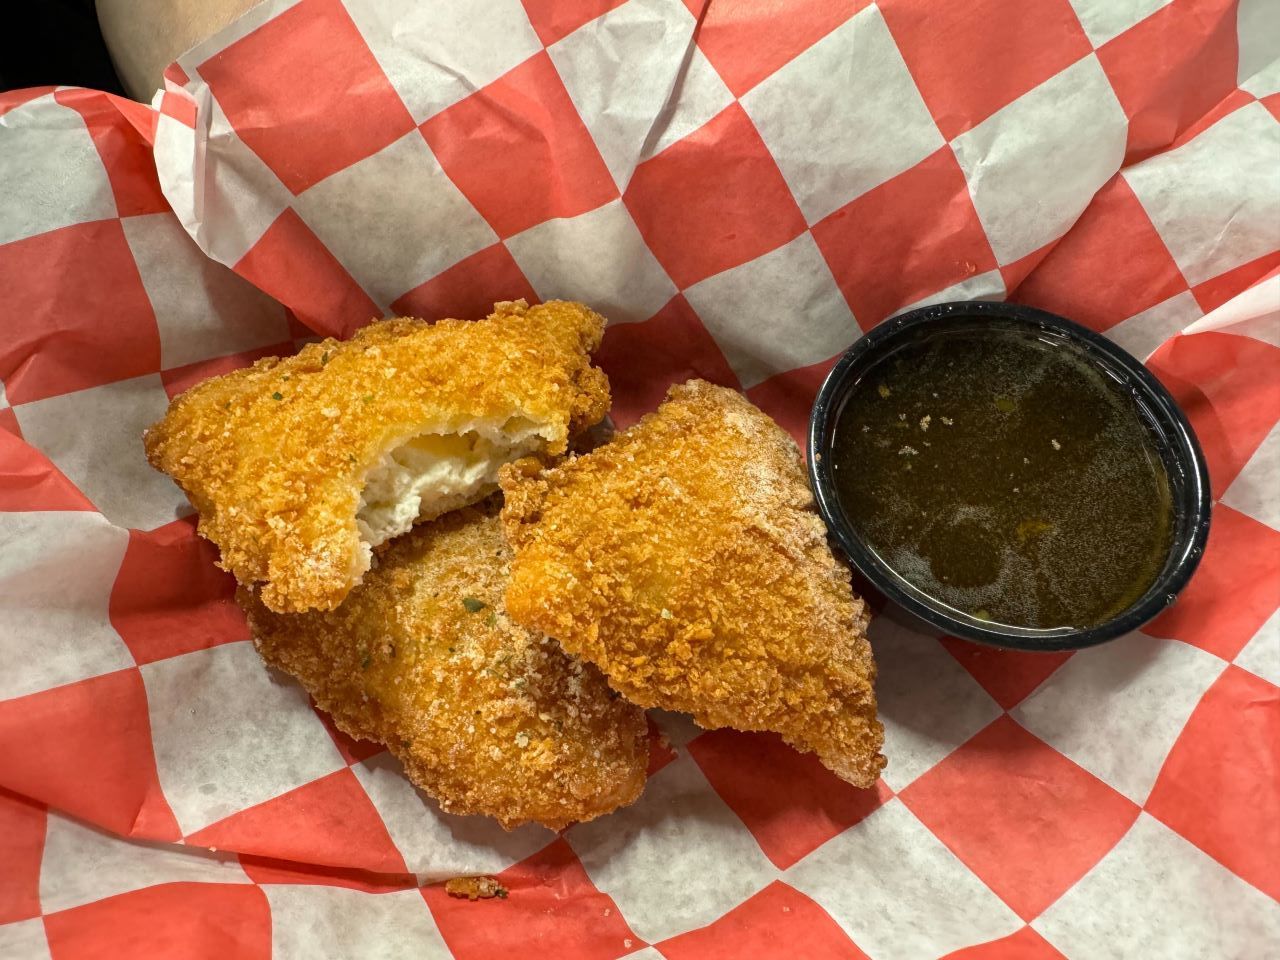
[445,876,509,900]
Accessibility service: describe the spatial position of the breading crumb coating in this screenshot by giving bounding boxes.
[241,502,649,830]
[499,380,885,788]
[145,300,610,613]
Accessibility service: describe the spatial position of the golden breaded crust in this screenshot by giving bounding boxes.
[146,300,610,613]
[241,502,649,830]
[500,380,885,788]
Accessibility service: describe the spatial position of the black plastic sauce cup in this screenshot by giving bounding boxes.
[808,301,1212,652]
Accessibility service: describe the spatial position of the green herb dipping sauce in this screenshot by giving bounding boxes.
[831,324,1174,630]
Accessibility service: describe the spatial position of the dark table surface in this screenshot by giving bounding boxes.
[2,0,125,96]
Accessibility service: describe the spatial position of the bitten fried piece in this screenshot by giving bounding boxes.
[499,380,886,788]
[241,503,649,830]
[146,300,610,613]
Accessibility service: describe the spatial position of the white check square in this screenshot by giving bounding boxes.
[683,232,858,388]
[1234,607,1279,687]
[155,93,293,268]
[353,752,553,880]
[0,511,131,701]
[891,270,1007,318]
[506,198,676,324]
[1104,291,1201,361]
[1035,814,1280,959]
[0,94,116,246]
[1012,632,1226,803]
[952,54,1127,265]
[566,753,776,943]
[0,920,50,960]
[295,130,496,309]
[787,799,1021,960]
[869,616,1002,791]
[140,641,345,835]
[741,5,944,225]
[14,375,189,531]
[1222,420,1280,530]
[550,0,733,190]
[346,0,542,124]
[39,810,248,914]
[1124,101,1280,286]
[122,213,289,369]
[265,885,450,960]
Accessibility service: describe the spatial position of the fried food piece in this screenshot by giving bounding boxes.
[445,876,508,900]
[146,300,610,613]
[499,380,885,788]
[241,503,648,830]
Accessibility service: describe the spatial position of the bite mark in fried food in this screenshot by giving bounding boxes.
[499,380,886,788]
[146,300,610,613]
[241,503,649,830]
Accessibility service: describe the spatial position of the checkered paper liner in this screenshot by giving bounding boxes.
[1,0,1278,957]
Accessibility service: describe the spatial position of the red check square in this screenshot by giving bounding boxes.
[900,716,1139,921]
[1143,505,1280,662]
[812,147,997,330]
[595,295,739,430]
[0,220,160,405]
[0,787,44,924]
[198,0,416,194]
[1147,665,1280,902]
[43,883,271,960]
[624,104,806,288]
[0,669,181,841]
[391,243,537,321]
[879,0,1092,139]
[1013,176,1186,332]
[186,768,407,877]
[688,729,890,870]
[422,52,618,239]
[1146,333,1280,499]
[424,838,639,960]
[658,880,871,960]
[1191,251,1280,314]
[0,429,96,512]
[941,926,1066,959]
[235,209,381,338]
[697,0,869,97]
[109,518,247,666]
[1097,0,1239,162]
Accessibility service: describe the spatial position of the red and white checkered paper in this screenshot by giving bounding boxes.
[2,0,1279,957]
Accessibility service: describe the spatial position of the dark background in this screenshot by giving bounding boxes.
[1,0,125,94]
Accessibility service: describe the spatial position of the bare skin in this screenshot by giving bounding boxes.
[96,0,261,100]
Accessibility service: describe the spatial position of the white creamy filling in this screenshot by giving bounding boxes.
[356,420,544,550]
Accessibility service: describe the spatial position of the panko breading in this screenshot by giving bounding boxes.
[499,380,886,788]
[146,300,610,613]
[241,503,649,830]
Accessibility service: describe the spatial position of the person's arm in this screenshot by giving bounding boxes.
[96,0,261,100]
